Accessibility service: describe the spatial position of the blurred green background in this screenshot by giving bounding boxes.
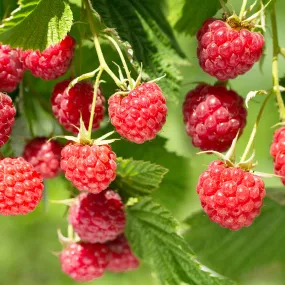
[1,0,285,284]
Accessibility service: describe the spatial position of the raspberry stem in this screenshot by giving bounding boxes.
[280,48,285,58]
[271,3,285,121]
[239,0,248,19]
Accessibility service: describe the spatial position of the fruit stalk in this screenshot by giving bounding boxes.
[239,0,248,19]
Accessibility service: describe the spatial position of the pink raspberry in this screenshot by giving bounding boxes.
[197,19,264,80]
[69,190,126,244]
[108,82,167,144]
[60,143,117,193]
[59,242,109,282]
[0,44,24,92]
[0,157,44,216]
[197,160,266,230]
[0,92,16,147]
[23,137,63,179]
[22,35,75,80]
[183,84,247,152]
[107,235,140,273]
[51,80,105,134]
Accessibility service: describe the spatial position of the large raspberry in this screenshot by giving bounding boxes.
[270,127,285,185]
[61,143,117,193]
[59,242,109,282]
[183,84,247,152]
[0,93,16,147]
[197,19,264,80]
[197,161,266,230]
[108,82,167,144]
[23,137,63,179]
[69,190,126,244]
[107,235,140,273]
[22,35,75,80]
[0,157,44,216]
[0,44,24,92]
[51,80,105,134]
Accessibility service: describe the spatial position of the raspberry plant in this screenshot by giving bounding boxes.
[2,0,285,285]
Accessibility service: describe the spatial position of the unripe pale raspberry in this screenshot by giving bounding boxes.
[107,235,140,273]
[0,44,24,92]
[23,137,63,179]
[0,157,44,216]
[51,80,105,134]
[22,35,75,80]
[59,242,109,282]
[0,92,16,147]
[197,160,266,230]
[69,190,126,244]
[197,19,264,80]
[61,143,117,193]
[108,82,167,144]
[183,84,247,152]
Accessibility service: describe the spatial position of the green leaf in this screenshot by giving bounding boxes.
[126,198,234,285]
[90,0,188,101]
[184,197,285,281]
[114,158,168,198]
[0,0,73,51]
[171,0,221,35]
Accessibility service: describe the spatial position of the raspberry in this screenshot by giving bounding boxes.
[107,235,140,273]
[0,44,24,92]
[69,190,126,244]
[0,93,16,147]
[60,242,109,282]
[183,84,247,152]
[270,127,285,185]
[108,82,167,144]
[0,157,44,216]
[61,143,117,193]
[51,80,105,134]
[197,160,266,230]
[197,19,264,80]
[23,137,63,179]
[22,35,75,80]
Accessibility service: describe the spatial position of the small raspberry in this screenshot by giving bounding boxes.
[0,44,24,92]
[23,137,63,179]
[107,235,140,273]
[69,190,126,244]
[108,82,167,144]
[183,84,247,152]
[270,127,285,185]
[197,160,266,230]
[22,35,75,80]
[197,19,264,80]
[0,93,16,147]
[51,80,105,134]
[60,242,109,282]
[61,143,117,193]
[0,157,44,216]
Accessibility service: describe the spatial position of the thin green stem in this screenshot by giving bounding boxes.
[239,0,248,19]
[105,35,134,89]
[271,3,285,121]
[241,93,271,161]
[280,47,285,59]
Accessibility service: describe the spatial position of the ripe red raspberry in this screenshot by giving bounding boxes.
[60,242,109,282]
[183,84,247,152]
[22,35,75,80]
[0,157,44,216]
[197,19,264,80]
[23,137,63,179]
[51,80,105,134]
[0,44,24,92]
[108,82,167,144]
[61,143,117,193]
[197,160,266,230]
[270,127,285,185]
[0,93,16,147]
[107,235,139,273]
[69,190,126,244]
